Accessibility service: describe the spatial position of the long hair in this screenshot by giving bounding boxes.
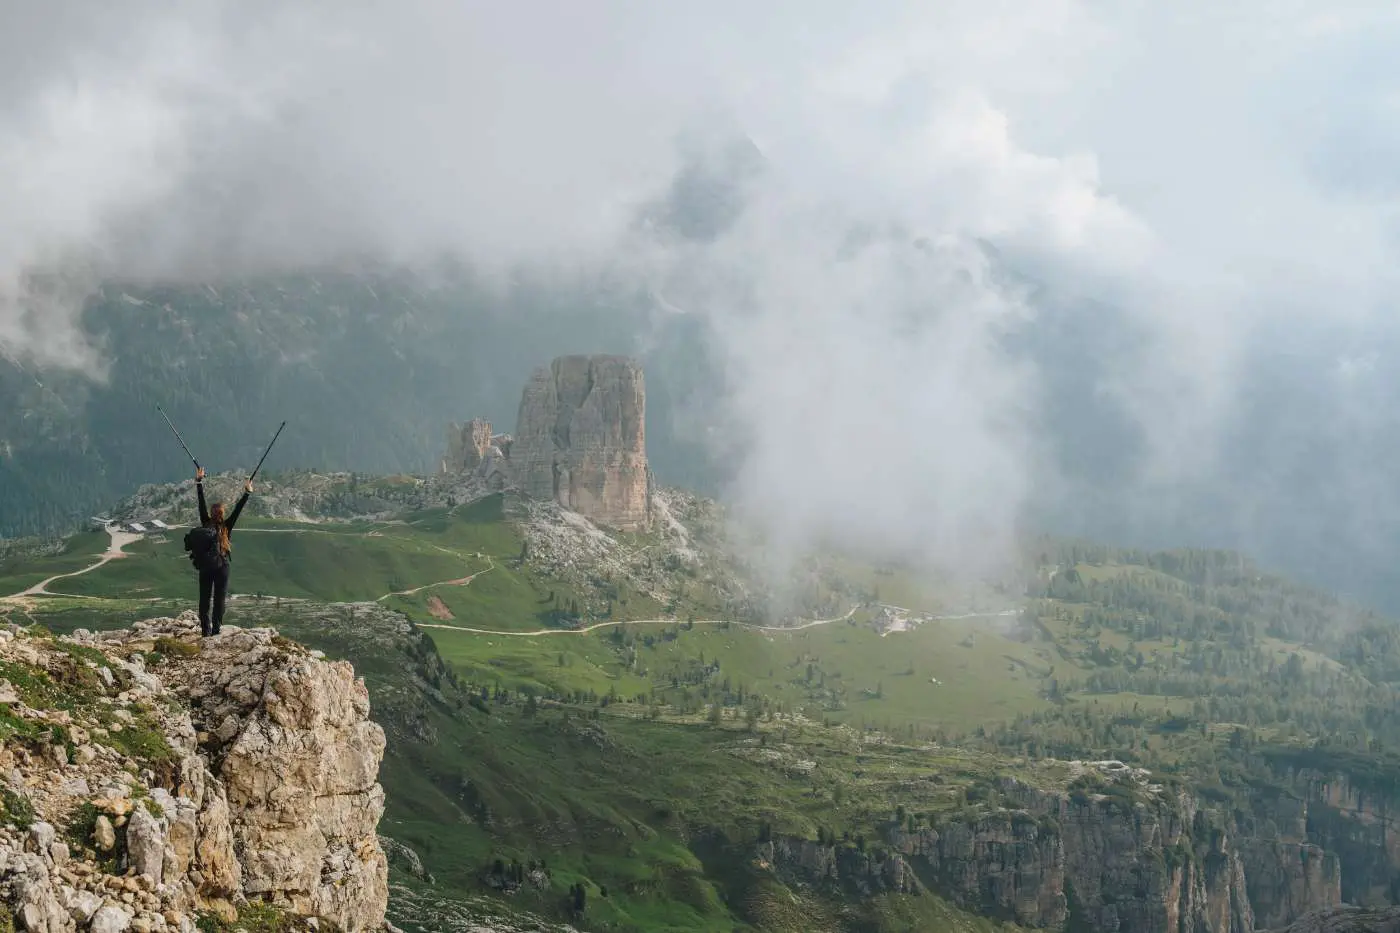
[209,502,231,557]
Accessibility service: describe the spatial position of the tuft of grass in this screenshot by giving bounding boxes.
[153,636,199,659]
[196,901,302,933]
[48,653,105,696]
[0,704,42,744]
[102,710,177,767]
[0,659,95,713]
[53,640,112,669]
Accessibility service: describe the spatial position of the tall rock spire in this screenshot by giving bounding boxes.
[512,355,651,531]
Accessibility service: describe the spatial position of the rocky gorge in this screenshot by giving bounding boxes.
[0,614,389,932]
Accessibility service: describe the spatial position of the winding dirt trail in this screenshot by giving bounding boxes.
[2,520,1022,643]
[377,557,496,602]
[414,604,1021,639]
[414,606,863,638]
[4,527,141,599]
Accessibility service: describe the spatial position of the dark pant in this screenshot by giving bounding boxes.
[198,563,231,635]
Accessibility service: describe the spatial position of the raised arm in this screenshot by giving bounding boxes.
[225,480,253,532]
[195,467,209,525]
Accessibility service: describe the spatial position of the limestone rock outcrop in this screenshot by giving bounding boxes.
[0,614,389,932]
[441,355,653,531]
[1241,840,1342,930]
[156,623,389,928]
[757,774,1359,933]
[884,779,1256,933]
[512,355,651,531]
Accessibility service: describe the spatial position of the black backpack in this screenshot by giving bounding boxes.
[184,525,226,572]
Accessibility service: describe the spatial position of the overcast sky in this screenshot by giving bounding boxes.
[4,1,1400,582]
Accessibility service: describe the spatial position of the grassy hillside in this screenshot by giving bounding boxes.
[7,487,1400,930]
[428,614,1049,734]
[0,495,673,623]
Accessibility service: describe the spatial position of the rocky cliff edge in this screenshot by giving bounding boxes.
[0,613,390,933]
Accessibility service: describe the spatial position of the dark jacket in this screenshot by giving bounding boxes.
[196,481,249,560]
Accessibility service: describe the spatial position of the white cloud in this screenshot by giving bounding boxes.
[6,0,1400,585]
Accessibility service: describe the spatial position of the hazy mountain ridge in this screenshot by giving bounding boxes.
[0,269,724,539]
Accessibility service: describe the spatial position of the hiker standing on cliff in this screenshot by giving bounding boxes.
[188,467,252,637]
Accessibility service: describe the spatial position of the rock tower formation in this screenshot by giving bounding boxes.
[440,355,652,531]
[441,419,513,488]
[514,355,651,531]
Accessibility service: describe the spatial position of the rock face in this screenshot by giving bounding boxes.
[898,781,1255,933]
[441,355,653,531]
[159,623,389,928]
[1291,770,1400,908]
[512,355,651,531]
[1241,840,1342,929]
[0,613,389,932]
[757,775,1358,933]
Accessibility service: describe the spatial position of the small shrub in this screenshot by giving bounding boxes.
[0,787,35,830]
[50,657,103,696]
[66,802,124,872]
[1164,840,1193,870]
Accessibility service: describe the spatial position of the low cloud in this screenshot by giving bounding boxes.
[6,1,1400,598]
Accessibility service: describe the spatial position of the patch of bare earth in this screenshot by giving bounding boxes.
[427,595,454,620]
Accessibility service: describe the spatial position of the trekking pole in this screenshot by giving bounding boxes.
[247,421,287,484]
[156,405,200,471]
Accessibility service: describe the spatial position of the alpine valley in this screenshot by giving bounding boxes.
[2,357,1400,933]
